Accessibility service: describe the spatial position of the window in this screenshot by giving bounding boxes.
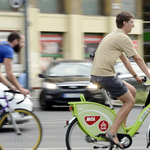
[40,32,63,72]
[143,2,150,31]
[84,33,103,59]
[37,0,64,14]
[0,0,23,11]
[47,62,92,77]
[82,0,105,15]
[122,0,136,16]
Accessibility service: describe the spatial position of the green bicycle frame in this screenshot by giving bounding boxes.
[127,103,150,137]
[68,94,150,140]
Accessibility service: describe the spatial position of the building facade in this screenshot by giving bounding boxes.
[0,0,144,88]
[143,0,150,64]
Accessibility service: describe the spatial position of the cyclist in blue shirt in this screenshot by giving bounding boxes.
[0,31,30,96]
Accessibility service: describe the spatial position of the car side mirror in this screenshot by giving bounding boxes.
[38,73,46,78]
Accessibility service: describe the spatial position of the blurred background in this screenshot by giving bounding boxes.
[0,0,149,96]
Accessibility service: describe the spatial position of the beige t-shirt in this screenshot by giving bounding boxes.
[91,29,138,76]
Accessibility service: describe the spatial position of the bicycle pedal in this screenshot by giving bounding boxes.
[85,135,97,143]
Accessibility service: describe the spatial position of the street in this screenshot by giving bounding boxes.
[31,97,150,150]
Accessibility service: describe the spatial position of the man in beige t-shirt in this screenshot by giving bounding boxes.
[91,11,150,149]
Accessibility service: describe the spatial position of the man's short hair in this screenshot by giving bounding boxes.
[116,11,135,28]
[7,31,22,42]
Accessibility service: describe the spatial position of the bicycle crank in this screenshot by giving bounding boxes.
[117,134,132,149]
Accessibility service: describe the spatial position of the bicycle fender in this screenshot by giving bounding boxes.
[64,117,76,127]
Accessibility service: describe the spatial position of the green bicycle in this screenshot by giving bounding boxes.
[65,80,150,150]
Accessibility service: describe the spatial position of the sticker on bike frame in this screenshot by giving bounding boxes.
[99,120,109,132]
[139,108,150,122]
[84,116,100,126]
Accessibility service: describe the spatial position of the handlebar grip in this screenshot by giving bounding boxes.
[142,76,147,83]
[4,90,20,94]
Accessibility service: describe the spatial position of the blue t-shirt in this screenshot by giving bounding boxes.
[0,41,14,63]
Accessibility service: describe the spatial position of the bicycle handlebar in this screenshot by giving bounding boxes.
[4,90,26,104]
[4,90,20,94]
[142,76,147,83]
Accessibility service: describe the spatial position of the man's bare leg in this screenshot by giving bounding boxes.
[122,81,136,127]
[106,90,135,145]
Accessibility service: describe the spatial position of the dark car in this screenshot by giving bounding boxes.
[38,59,106,110]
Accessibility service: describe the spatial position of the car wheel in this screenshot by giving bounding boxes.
[39,91,51,110]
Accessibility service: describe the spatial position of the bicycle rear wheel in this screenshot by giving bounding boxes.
[0,109,42,150]
[65,117,113,150]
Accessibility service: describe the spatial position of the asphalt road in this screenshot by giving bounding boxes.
[31,97,150,150]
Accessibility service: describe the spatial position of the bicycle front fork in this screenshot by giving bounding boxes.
[9,108,21,135]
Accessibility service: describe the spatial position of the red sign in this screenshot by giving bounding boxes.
[99,120,109,132]
[85,116,100,126]
[84,35,102,43]
[132,40,138,49]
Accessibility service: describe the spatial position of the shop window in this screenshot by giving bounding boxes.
[84,33,103,60]
[37,0,64,14]
[82,0,105,16]
[40,32,63,72]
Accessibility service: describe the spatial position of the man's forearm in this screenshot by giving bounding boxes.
[0,73,12,87]
[134,58,150,79]
[122,57,136,77]
[125,64,136,77]
[7,73,22,90]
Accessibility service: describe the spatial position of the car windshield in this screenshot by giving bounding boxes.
[46,62,92,77]
[115,63,142,75]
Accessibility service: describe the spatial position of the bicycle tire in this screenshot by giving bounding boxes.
[65,117,113,150]
[0,109,42,150]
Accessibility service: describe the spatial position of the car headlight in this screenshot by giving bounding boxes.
[87,83,98,89]
[42,82,58,89]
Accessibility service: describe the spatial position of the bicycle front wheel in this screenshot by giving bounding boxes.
[65,117,113,150]
[0,109,42,150]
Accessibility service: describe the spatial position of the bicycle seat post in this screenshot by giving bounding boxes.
[104,90,114,110]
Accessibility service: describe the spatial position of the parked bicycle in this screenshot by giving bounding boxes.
[0,89,42,150]
[65,79,150,150]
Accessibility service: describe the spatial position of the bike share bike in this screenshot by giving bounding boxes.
[65,78,150,150]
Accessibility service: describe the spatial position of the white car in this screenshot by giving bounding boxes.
[0,83,34,123]
[115,62,149,90]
